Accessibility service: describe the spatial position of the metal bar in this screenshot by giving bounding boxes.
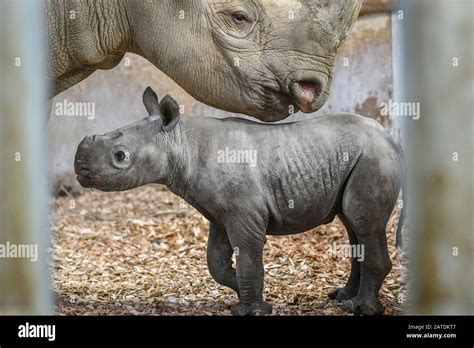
[0,0,52,314]
[401,0,474,314]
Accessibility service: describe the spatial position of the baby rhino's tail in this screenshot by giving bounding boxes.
[395,152,407,248]
[395,191,405,247]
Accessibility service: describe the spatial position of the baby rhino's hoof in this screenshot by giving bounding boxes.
[328,287,356,302]
[231,301,273,316]
[340,296,384,316]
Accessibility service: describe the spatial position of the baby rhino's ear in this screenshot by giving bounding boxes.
[143,87,160,116]
[160,95,180,131]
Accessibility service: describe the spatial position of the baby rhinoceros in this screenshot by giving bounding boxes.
[75,87,403,316]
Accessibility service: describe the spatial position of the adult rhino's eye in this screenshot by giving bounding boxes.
[231,12,249,26]
[115,151,126,162]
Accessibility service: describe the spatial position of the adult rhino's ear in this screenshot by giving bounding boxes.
[143,87,160,116]
[159,95,180,131]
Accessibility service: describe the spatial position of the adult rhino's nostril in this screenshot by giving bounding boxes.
[290,80,323,113]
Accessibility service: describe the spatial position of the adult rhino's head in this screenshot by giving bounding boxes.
[129,0,362,121]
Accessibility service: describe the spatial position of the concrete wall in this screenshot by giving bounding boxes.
[48,14,393,187]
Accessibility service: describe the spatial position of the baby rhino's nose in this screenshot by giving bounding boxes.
[75,136,97,173]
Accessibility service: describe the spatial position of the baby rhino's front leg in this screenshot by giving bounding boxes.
[207,223,239,296]
[224,219,272,316]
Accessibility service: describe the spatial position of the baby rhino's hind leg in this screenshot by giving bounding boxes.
[328,214,361,302]
[338,157,399,315]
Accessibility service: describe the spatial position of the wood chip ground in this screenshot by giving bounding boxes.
[51,185,408,315]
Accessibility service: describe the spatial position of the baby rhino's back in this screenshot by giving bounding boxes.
[188,114,397,235]
[253,116,367,234]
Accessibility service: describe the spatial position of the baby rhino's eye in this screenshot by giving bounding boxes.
[115,151,126,162]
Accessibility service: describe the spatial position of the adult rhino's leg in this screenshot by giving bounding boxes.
[338,157,398,315]
[328,213,361,302]
[206,223,239,296]
[224,219,272,316]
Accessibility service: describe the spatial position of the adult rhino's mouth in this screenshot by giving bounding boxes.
[284,71,328,114]
[289,80,323,113]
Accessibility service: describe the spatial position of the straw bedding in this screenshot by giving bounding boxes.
[51,185,408,315]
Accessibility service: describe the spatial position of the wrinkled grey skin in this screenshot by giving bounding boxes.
[75,88,402,315]
[46,0,362,121]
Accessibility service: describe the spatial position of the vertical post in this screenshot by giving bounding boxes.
[0,0,53,314]
[401,0,474,313]
[390,7,406,145]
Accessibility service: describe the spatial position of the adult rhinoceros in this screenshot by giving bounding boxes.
[45,0,362,121]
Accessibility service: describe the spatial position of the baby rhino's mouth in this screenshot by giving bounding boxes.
[74,165,102,189]
[76,167,95,187]
[75,164,118,192]
[77,167,92,178]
